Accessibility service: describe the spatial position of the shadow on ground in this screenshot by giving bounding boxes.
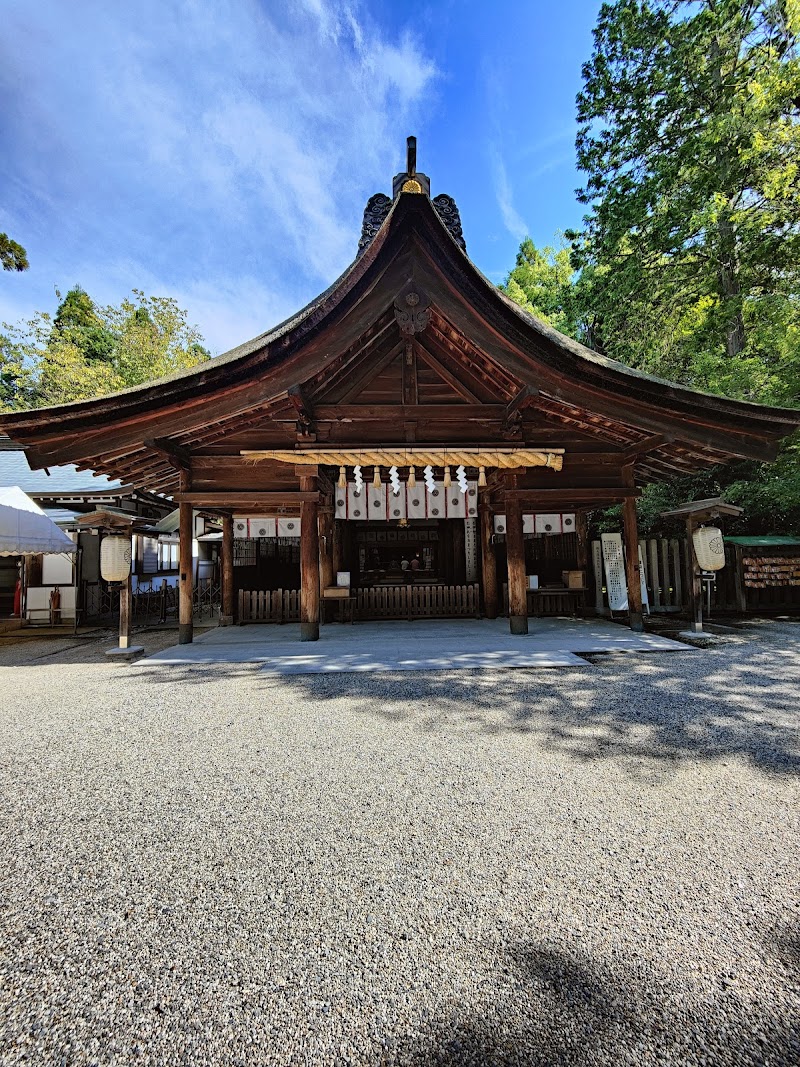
[128,627,800,779]
[390,933,799,1066]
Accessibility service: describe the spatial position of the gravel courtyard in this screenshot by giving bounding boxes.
[0,620,798,1066]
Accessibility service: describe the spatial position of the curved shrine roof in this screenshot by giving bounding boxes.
[1,157,798,497]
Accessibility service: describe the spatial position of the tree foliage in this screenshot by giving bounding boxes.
[1,287,210,411]
[570,0,800,403]
[0,233,28,272]
[500,239,590,342]
[504,1,800,534]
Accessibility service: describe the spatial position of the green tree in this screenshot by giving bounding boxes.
[0,233,28,272]
[0,288,210,410]
[569,0,800,403]
[500,238,589,342]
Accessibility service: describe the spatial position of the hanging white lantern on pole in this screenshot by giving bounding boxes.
[100,535,132,582]
[692,526,726,571]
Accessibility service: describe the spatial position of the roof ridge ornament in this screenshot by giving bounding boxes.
[356,135,467,256]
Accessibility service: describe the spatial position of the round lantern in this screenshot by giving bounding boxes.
[692,526,726,571]
[100,535,132,582]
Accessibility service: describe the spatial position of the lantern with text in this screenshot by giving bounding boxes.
[100,536,132,583]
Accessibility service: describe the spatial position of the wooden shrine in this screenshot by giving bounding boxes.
[2,138,799,641]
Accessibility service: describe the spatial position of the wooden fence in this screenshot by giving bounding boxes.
[356,583,480,620]
[591,538,688,615]
[238,588,301,623]
[238,583,480,622]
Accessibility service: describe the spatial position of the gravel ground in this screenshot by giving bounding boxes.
[0,619,798,1066]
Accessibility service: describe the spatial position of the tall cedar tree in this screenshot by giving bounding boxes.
[569,0,800,403]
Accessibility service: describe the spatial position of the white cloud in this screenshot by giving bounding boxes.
[489,145,529,242]
[0,0,438,353]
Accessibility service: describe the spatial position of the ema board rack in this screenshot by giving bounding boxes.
[742,556,800,589]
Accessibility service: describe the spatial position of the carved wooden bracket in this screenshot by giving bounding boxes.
[394,286,430,337]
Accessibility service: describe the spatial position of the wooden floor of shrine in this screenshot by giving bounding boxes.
[141,617,688,673]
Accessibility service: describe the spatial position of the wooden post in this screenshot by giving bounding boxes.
[575,511,589,615]
[505,495,528,635]
[479,498,498,619]
[332,518,343,577]
[452,519,466,585]
[220,514,234,625]
[319,508,334,625]
[733,544,747,614]
[621,496,643,631]
[178,472,193,644]
[319,509,334,591]
[686,516,703,632]
[119,571,132,649]
[300,474,320,641]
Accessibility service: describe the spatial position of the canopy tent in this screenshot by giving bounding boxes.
[0,486,77,556]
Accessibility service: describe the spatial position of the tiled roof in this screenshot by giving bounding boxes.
[0,437,122,494]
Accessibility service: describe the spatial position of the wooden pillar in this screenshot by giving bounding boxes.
[319,508,334,625]
[622,496,644,632]
[575,510,590,615]
[178,473,193,643]
[505,496,528,635]
[576,512,589,570]
[319,509,334,591]
[452,519,466,585]
[686,516,703,632]
[220,514,234,625]
[119,571,132,649]
[332,519,343,577]
[300,474,320,641]
[479,498,498,619]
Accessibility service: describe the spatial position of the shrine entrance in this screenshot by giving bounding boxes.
[3,138,797,646]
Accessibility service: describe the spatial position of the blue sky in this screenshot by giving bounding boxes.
[0,0,599,354]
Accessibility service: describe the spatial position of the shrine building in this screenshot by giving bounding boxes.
[2,139,799,642]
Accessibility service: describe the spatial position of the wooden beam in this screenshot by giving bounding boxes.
[503,385,538,424]
[287,383,314,417]
[415,343,482,403]
[173,491,320,506]
[502,487,641,499]
[143,437,193,471]
[313,404,506,422]
[338,339,405,403]
[621,434,667,460]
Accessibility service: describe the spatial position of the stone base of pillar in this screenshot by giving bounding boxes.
[219,614,234,627]
[628,611,644,633]
[509,615,529,635]
[179,623,193,644]
[300,622,320,642]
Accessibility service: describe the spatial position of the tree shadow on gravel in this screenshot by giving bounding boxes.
[129,626,800,779]
[274,645,800,779]
[390,939,799,1067]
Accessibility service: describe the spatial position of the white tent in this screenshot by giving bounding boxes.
[0,486,77,556]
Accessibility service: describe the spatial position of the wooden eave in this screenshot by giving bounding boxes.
[2,192,798,499]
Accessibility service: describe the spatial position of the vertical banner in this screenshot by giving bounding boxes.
[601,532,628,610]
[464,518,478,582]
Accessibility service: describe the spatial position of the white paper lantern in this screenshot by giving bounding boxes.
[100,535,132,582]
[692,526,726,571]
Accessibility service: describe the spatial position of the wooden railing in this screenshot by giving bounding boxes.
[356,583,480,620]
[238,583,480,622]
[238,588,301,623]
